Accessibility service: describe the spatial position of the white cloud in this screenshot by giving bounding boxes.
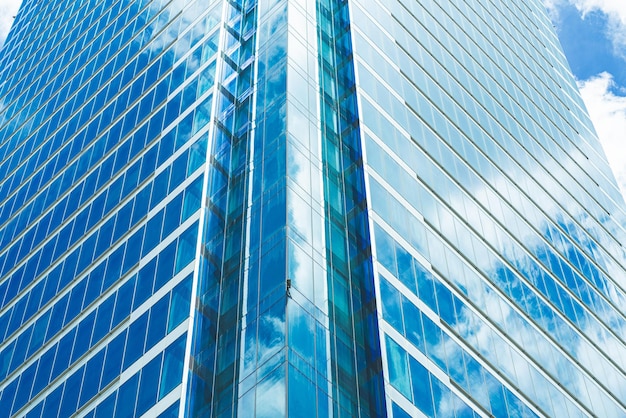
[545,0,626,58]
[570,0,626,57]
[0,0,22,49]
[577,72,626,196]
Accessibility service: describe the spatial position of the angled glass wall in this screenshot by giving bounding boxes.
[0,0,221,415]
[350,0,626,416]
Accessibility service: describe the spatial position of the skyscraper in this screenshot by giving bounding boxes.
[1,0,625,416]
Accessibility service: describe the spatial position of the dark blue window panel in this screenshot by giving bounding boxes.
[154,241,176,291]
[168,275,192,332]
[58,365,84,417]
[114,373,139,418]
[84,265,106,308]
[103,244,126,289]
[123,312,149,369]
[9,326,32,371]
[65,280,88,328]
[409,357,434,417]
[136,354,163,416]
[113,277,135,325]
[391,402,412,418]
[158,401,180,418]
[27,310,50,358]
[159,334,186,400]
[96,218,115,257]
[143,210,165,256]
[92,293,115,344]
[134,258,156,309]
[79,349,106,408]
[24,401,43,418]
[6,297,26,336]
[102,330,127,390]
[113,201,134,243]
[32,347,55,396]
[122,226,145,274]
[51,329,76,378]
[163,193,183,238]
[11,363,36,414]
[41,384,63,418]
[146,295,169,348]
[46,293,69,340]
[0,378,18,418]
[71,311,96,363]
[150,168,171,211]
[95,392,117,418]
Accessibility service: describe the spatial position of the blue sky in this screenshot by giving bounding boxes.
[1,0,625,197]
[545,0,626,200]
[554,3,626,88]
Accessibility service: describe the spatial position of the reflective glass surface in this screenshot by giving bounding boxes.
[0,0,218,415]
[351,0,626,416]
[1,0,625,416]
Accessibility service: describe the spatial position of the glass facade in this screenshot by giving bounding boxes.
[0,0,625,417]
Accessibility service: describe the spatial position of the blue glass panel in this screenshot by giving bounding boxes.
[380,277,404,334]
[134,258,157,309]
[409,356,434,417]
[92,293,115,344]
[71,311,96,363]
[136,354,163,416]
[12,363,36,414]
[52,329,76,378]
[159,334,186,400]
[41,385,63,418]
[95,392,116,418]
[123,312,148,369]
[114,373,139,418]
[32,347,55,396]
[113,277,135,325]
[392,402,412,418]
[24,401,43,418]
[101,331,127,389]
[80,350,106,407]
[58,365,84,417]
[168,275,192,332]
[154,241,176,290]
[158,401,180,418]
[288,365,316,416]
[146,296,169,348]
[385,336,412,401]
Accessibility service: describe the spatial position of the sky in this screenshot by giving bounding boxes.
[545,0,626,200]
[0,0,625,197]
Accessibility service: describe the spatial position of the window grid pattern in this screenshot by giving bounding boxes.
[0,0,224,416]
[352,0,626,416]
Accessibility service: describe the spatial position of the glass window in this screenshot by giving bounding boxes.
[65,280,88,325]
[113,277,135,325]
[168,276,191,332]
[101,331,127,390]
[380,277,404,334]
[123,313,148,369]
[80,350,106,407]
[385,335,412,401]
[92,294,115,344]
[143,209,164,256]
[12,363,36,413]
[58,366,84,417]
[71,311,96,363]
[114,373,139,418]
[146,296,169,348]
[159,334,186,400]
[409,357,434,417]
[136,354,162,416]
